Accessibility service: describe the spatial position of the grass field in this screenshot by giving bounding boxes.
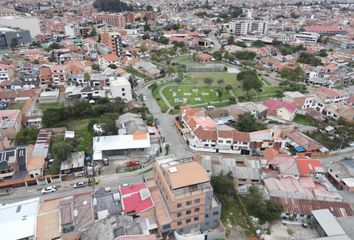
[294,114,318,127]
[184,72,239,86]
[65,118,96,153]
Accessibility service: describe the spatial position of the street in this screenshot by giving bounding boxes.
[0,171,152,204]
[138,83,194,159]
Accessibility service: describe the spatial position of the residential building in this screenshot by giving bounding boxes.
[133,61,160,79]
[0,110,22,139]
[60,151,85,176]
[52,65,67,86]
[263,99,298,121]
[283,91,315,110]
[109,76,132,102]
[294,32,320,43]
[101,31,123,56]
[149,156,223,237]
[0,63,14,82]
[303,25,345,36]
[99,53,119,69]
[95,14,126,28]
[221,20,268,35]
[284,131,329,156]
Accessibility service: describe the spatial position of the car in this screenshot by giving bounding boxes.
[41,186,56,194]
[74,182,86,188]
[126,160,139,167]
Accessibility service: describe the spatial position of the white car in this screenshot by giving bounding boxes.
[74,182,86,188]
[41,186,57,194]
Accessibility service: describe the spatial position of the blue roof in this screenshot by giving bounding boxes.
[294,146,305,152]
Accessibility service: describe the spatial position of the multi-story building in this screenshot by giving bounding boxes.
[179,107,285,155]
[0,26,32,49]
[294,32,320,43]
[100,30,123,56]
[149,156,223,237]
[221,20,268,36]
[95,14,126,29]
[109,76,132,102]
[52,65,67,87]
[0,63,14,82]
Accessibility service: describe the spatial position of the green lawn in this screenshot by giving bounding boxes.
[294,114,318,127]
[66,118,96,153]
[7,103,24,110]
[184,72,238,86]
[38,102,64,111]
[163,85,233,106]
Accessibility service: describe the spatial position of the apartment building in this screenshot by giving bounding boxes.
[95,14,126,29]
[221,20,268,36]
[109,76,132,102]
[100,30,123,56]
[294,32,320,43]
[52,65,67,87]
[0,63,14,82]
[150,156,222,237]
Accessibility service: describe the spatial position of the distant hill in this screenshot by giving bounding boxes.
[93,0,133,13]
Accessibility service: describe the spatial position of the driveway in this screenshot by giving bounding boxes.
[138,85,193,159]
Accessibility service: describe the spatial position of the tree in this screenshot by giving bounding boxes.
[142,33,150,40]
[251,40,265,48]
[237,70,262,93]
[204,77,214,85]
[236,113,258,132]
[140,44,148,53]
[90,27,97,37]
[229,6,243,18]
[10,38,19,48]
[235,41,247,48]
[91,64,100,71]
[48,51,55,62]
[93,0,133,12]
[227,36,235,45]
[84,73,91,81]
[280,66,305,82]
[318,49,328,57]
[166,65,176,76]
[15,128,40,145]
[33,59,40,64]
[234,51,256,60]
[99,113,117,135]
[108,63,117,69]
[244,185,283,224]
[298,52,323,66]
[213,50,223,61]
[52,140,73,162]
[211,171,237,205]
[217,79,224,84]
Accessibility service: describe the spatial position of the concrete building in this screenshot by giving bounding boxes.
[95,14,126,29]
[312,209,350,239]
[294,32,320,43]
[148,156,223,238]
[0,63,14,82]
[0,198,40,240]
[221,20,268,36]
[0,26,31,48]
[101,31,123,57]
[109,76,132,102]
[0,16,41,36]
[0,110,22,139]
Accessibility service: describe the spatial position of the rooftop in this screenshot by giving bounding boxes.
[312,209,346,237]
[120,182,154,215]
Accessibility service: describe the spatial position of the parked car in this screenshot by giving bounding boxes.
[41,186,56,194]
[126,160,139,167]
[73,182,86,188]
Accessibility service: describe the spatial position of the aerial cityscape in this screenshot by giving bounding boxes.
[0,0,353,239]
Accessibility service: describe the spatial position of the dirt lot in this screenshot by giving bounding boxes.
[263,221,319,240]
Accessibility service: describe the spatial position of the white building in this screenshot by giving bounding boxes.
[0,198,40,240]
[0,16,41,36]
[64,24,79,38]
[109,76,132,102]
[221,20,268,35]
[294,32,320,43]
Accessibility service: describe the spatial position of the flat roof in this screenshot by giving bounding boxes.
[93,133,150,152]
[0,198,40,240]
[163,161,209,189]
[36,199,61,240]
[312,209,346,236]
[341,178,354,187]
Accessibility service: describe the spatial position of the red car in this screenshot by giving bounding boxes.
[126,160,139,167]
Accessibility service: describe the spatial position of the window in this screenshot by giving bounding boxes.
[177,212,182,217]
[213,211,218,216]
[205,221,209,226]
[122,93,125,96]
[177,203,182,208]
[194,216,199,221]
[186,200,192,206]
[122,88,125,91]
[163,224,170,230]
[205,213,209,218]
[194,208,200,212]
[195,199,200,204]
[186,218,191,224]
[226,140,232,144]
[177,221,182,226]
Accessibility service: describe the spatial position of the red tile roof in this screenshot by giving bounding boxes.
[316,87,341,97]
[295,158,322,175]
[304,25,342,33]
[263,99,298,115]
[120,183,153,215]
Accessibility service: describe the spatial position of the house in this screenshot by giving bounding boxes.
[295,158,323,177]
[283,91,315,110]
[109,76,132,102]
[60,151,85,176]
[0,198,40,240]
[314,87,349,104]
[36,198,62,240]
[147,156,224,238]
[0,110,22,139]
[119,182,154,217]
[0,63,15,82]
[263,99,298,121]
[0,89,37,103]
[180,106,285,155]
[284,131,329,156]
[323,103,354,123]
[92,187,122,220]
[326,160,354,192]
[133,61,160,79]
[196,53,213,62]
[99,53,119,69]
[39,66,53,87]
[0,147,27,179]
[52,65,67,87]
[38,89,60,103]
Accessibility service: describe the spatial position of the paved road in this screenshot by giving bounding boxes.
[0,172,152,204]
[138,84,193,159]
